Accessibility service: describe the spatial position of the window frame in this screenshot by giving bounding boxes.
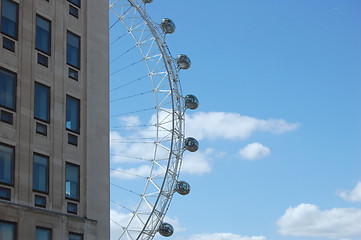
[35,14,51,56]
[0,185,11,200]
[36,226,52,240]
[69,232,83,240]
[67,0,80,8]
[33,152,49,194]
[0,0,19,40]
[0,142,15,186]
[66,95,80,134]
[34,194,47,208]
[0,66,17,112]
[65,162,80,201]
[66,31,81,70]
[0,220,16,240]
[34,82,50,123]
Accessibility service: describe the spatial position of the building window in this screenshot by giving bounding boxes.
[0,143,14,185]
[0,67,16,111]
[35,194,46,208]
[68,133,78,146]
[1,109,13,124]
[68,68,78,81]
[68,5,78,18]
[0,186,10,200]
[66,95,80,133]
[3,36,14,52]
[34,82,50,123]
[67,31,80,69]
[36,227,51,240]
[1,0,18,40]
[0,221,16,240]
[35,15,51,55]
[33,153,49,193]
[65,163,79,201]
[36,122,47,136]
[37,53,49,67]
[69,232,82,240]
[67,202,77,214]
[67,0,80,7]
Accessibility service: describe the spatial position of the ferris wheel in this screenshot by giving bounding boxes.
[109,0,199,240]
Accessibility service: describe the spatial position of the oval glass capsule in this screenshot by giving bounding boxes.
[176,54,191,69]
[159,222,174,237]
[185,137,199,152]
[161,18,176,34]
[185,94,199,110]
[176,181,191,195]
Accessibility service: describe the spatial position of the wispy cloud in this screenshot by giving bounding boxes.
[188,233,266,240]
[186,112,299,140]
[111,165,165,180]
[110,209,185,240]
[239,143,270,160]
[181,148,213,175]
[277,203,361,238]
[338,182,361,202]
[110,112,299,177]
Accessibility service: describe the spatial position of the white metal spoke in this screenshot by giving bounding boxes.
[109,0,191,240]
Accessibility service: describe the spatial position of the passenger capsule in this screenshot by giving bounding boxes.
[142,0,153,3]
[159,222,174,237]
[185,137,199,152]
[185,94,199,110]
[176,54,191,70]
[176,181,191,195]
[161,18,176,34]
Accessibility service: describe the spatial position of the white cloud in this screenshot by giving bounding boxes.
[110,113,172,163]
[188,233,266,240]
[277,203,361,238]
[111,112,298,177]
[181,148,213,175]
[163,215,186,233]
[239,143,270,160]
[186,112,299,141]
[111,164,165,180]
[110,209,185,240]
[110,209,133,240]
[338,182,361,202]
[118,115,142,127]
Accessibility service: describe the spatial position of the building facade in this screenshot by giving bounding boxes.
[0,0,109,239]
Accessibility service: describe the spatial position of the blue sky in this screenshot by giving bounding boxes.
[109,1,361,240]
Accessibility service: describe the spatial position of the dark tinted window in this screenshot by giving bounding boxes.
[0,221,16,240]
[36,227,52,240]
[34,82,50,122]
[0,143,14,185]
[1,0,18,39]
[66,163,79,200]
[67,31,80,69]
[0,67,16,110]
[33,153,49,193]
[66,95,80,133]
[36,15,51,54]
[68,0,80,7]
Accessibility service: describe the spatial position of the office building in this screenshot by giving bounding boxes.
[0,0,109,239]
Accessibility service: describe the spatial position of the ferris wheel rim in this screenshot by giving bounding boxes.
[109,1,185,240]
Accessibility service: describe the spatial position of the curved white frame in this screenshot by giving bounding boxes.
[109,1,186,239]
